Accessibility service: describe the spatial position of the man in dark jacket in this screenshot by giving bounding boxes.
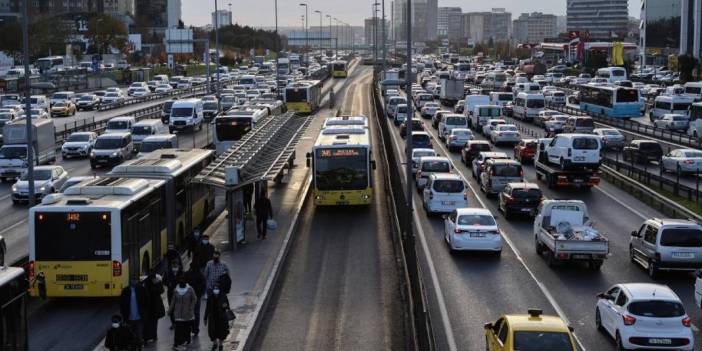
[254,193,274,239]
[184,264,206,336]
[104,314,138,351]
[119,278,150,348]
[142,270,165,343]
[191,234,215,271]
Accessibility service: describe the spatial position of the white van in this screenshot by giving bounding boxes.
[649,95,695,122]
[683,82,702,101]
[544,133,602,170]
[470,105,502,131]
[137,134,178,158]
[49,91,75,106]
[489,92,513,107]
[463,95,490,118]
[30,95,49,111]
[512,82,540,95]
[438,114,468,140]
[105,116,136,134]
[169,99,204,133]
[513,92,545,122]
[153,74,170,84]
[422,173,469,214]
[596,67,627,83]
[131,119,167,149]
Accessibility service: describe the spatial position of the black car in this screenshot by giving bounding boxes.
[76,94,100,111]
[502,102,514,117]
[622,140,663,164]
[498,182,543,219]
[400,119,424,138]
[461,140,492,165]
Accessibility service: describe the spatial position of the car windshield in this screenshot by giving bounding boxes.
[572,137,599,150]
[422,160,450,172]
[53,102,66,107]
[512,331,574,351]
[413,134,430,143]
[628,300,685,317]
[79,96,94,101]
[660,227,702,247]
[512,188,541,198]
[170,107,193,117]
[131,126,152,135]
[107,121,129,130]
[639,142,661,151]
[67,134,90,142]
[683,151,702,157]
[452,130,471,137]
[432,179,464,193]
[414,151,435,158]
[576,118,594,127]
[0,146,26,159]
[601,130,620,136]
[497,126,518,132]
[446,117,466,125]
[527,99,545,108]
[94,138,123,149]
[140,141,171,153]
[21,169,52,180]
[203,102,218,110]
[457,214,495,226]
[493,164,522,177]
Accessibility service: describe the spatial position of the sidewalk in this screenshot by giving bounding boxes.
[94,107,330,351]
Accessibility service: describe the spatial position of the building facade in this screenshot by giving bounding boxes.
[567,0,629,40]
[211,9,232,29]
[0,0,19,21]
[438,7,462,38]
[463,9,511,44]
[447,11,464,41]
[393,0,437,42]
[680,0,701,58]
[512,12,558,43]
[364,18,389,45]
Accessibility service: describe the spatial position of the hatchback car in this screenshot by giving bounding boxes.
[445,128,473,151]
[623,140,663,164]
[595,283,693,351]
[400,120,424,138]
[593,128,625,150]
[408,131,432,149]
[11,165,68,204]
[660,148,702,174]
[630,218,702,278]
[498,182,542,219]
[513,139,537,164]
[443,208,501,253]
[422,173,468,214]
[490,124,521,146]
[411,148,437,174]
[480,159,524,196]
[472,152,509,179]
[485,309,577,351]
[50,101,76,117]
[461,141,492,165]
[415,156,452,190]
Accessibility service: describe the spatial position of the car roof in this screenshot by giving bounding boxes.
[478,151,508,158]
[420,156,449,162]
[646,218,701,227]
[34,165,61,171]
[456,207,491,216]
[430,173,461,180]
[412,148,435,154]
[70,131,95,136]
[619,283,679,301]
[110,116,135,121]
[503,314,570,332]
[506,182,539,189]
[99,132,131,138]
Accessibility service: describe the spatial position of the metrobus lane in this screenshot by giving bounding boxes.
[419,108,702,350]
[380,108,569,350]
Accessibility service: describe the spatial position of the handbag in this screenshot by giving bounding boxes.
[266,219,277,230]
[225,308,236,321]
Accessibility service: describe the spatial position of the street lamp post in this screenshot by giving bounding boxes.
[382,0,386,73]
[314,10,322,53]
[326,14,332,55]
[214,0,221,112]
[21,0,35,206]
[275,0,280,98]
[299,3,308,65]
[333,17,339,57]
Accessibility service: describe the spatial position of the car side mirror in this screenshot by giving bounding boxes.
[630,230,640,238]
[483,322,493,330]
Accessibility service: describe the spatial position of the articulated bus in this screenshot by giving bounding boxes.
[579,85,643,118]
[213,107,270,154]
[284,80,322,114]
[308,125,375,206]
[322,115,369,129]
[331,60,349,78]
[688,102,702,138]
[0,266,28,351]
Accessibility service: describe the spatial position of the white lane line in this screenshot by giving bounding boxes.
[594,186,648,220]
[0,193,11,201]
[0,218,28,236]
[419,112,588,351]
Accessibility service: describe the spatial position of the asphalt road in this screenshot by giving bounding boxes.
[381,91,702,350]
[253,66,406,350]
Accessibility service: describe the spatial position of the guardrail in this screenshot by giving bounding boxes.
[371,71,435,351]
[94,84,209,112]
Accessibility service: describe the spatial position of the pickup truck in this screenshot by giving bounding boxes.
[533,200,609,270]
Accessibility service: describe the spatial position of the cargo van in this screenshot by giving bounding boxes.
[489,92,513,107]
[131,119,167,150]
[649,95,695,122]
[513,92,545,122]
[105,116,136,134]
[169,99,204,133]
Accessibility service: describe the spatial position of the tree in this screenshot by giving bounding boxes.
[84,15,128,55]
[585,50,608,73]
[0,21,21,55]
[678,54,699,82]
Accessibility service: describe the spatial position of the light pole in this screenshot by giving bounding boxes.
[299,3,308,65]
[405,0,413,213]
[314,10,322,53]
[21,0,34,206]
[381,0,386,73]
[326,14,332,54]
[333,17,340,57]
[214,0,221,112]
[275,0,280,97]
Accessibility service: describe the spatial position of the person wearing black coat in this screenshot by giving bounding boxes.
[104,315,138,351]
[184,264,206,336]
[204,284,231,351]
[191,235,215,271]
[119,279,150,347]
[142,271,165,343]
[254,193,274,239]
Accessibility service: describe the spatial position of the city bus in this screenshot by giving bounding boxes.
[688,102,702,138]
[322,115,369,129]
[579,85,644,118]
[284,80,322,114]
[331,60,348,78]
[108,149,216,247]
[0,266,28,351]
[213,107,270,154]
[29,177,168,297]
[35,56,65,74]
[308,126,375,206]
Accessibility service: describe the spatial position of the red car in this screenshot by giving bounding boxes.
[513,139,537,163]
[400,119,425,138]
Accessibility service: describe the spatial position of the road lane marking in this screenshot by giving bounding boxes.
[0,218,28,236]
[594,186,648,220]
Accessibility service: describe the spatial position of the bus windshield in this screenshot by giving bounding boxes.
[315,148,368,191]
[286,89,308,102]
[35,212,111,260]
[216,117,252,141]
[139,141,172,153]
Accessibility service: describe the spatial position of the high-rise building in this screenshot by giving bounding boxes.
[556,15,568,34]
[680,0,701,58]
[463,9,511,44]
[567,0,629,40]
[640,0,680,63]
[393,0,438,42]
[447,11,465,41]
[364,18,388,45]
[512,12,558,43]
[103,0,135,16]
[438,7,462,38]
[212,9,232,29]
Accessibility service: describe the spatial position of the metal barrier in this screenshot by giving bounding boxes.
[95,84,209,112]
[371,71,435,351]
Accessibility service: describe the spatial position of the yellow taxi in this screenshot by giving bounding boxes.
[484,309,577,351]
[50,101,76,117]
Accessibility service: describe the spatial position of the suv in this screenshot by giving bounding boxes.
[461,140,492,165]
[498,182,542,219]
[422,173,468,214]
[630,218,702,278]
[479,159,524,196]
[623,140,663,164]
[90,132,134,169]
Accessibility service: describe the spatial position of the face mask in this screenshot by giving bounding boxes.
[213,289,220,295]
[213,257,220,263]
[172,268,178,273]
[112,323,120,328]
[202,239,209,245]
[178,282,186,288]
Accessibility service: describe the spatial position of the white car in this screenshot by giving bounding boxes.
[534,110,563,127]
[544,90,566,106]
[596,283,693,351]
[660,148,702,174]
[490,124,521,145]
[131,87,150,98]
[155,84,173,93]
[61,131,97,158]
[421,102,440,118]
[127,82,149,96]
[11,165,68,204]
[411,148,437,174]
[102,92,124,105]
[443,207,501,254]
[654,114,689,131]
[445,128,473,151]
[482,118,506,136]
[544,134,602,170]
[422,173,468,214]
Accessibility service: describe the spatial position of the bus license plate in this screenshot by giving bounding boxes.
[64,284,84,290]
[337,201,349,205]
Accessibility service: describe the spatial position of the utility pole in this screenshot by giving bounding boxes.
[405,0,413,213]
[315,10,322,53]
[275,0,280,97]
[21,0,34,206]
[215,0,222,113]
[300,3,308,65]
[333,17,339,57]
[326,15,332,54]
[382,0,386,73]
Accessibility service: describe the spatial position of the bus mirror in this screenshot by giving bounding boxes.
[371,160,377,170]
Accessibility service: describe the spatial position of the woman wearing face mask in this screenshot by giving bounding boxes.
[163,262,183,328]
[104,314,138,351]
[168,279,197,350]
[204,283,231,351]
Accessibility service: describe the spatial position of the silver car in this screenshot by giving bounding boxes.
[630,218,702,278]
[445,128,473,151]
[593,128,625,150]
[660,148,702,174]
[479,159,524,195]
[11,165,68,204]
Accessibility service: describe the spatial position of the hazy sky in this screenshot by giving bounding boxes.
[183,0,640,28]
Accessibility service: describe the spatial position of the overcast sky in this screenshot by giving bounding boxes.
[183,0,640,28]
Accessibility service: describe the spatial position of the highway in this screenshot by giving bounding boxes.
[253,66,406,350]
[378,89,702,350]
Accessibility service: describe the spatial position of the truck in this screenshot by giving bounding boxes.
[533,199,609,270]
[439,78,465,106]
[277,57,290,75]
[0,118,56,182]
[534,138,601,189]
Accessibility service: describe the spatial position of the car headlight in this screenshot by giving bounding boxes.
[90,151,96,157]
[111,152,118,157]
[39,186,46,193]
[82,145,89,149]
[11,184,17,192]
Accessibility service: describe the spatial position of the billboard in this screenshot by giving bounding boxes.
[165,29,193,54]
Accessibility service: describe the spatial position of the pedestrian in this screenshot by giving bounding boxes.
[192,234,215,271]
[163,262,183,328]
[104,314,138,351]
[184,264,206,337]
[119,277,150,349]
[142,270,166,343]
[204,283,231,351]
[168,279,197,350]
[254,193,274,239]
[204,251,229,292]
[243,184,254,215]
[164,244,183,271]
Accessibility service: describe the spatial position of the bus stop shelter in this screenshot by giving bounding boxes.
[193,112,312,249]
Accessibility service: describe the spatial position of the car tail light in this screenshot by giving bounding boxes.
[519,169,524,177]
[28,261,35,280]
[683,316,692,327]
[449,136,456,141]
[505,195,516,204]
[655,252,661,261]
[454,228,463,234]
[491,168,497,176]
[112,261,122,277]
[622,315,636,326]
[463,192,468,200]
[480,163,486,169]
[602,137,608,142]
[684,160,694,165]
[429,192,433,200]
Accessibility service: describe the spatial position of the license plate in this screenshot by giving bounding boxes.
[649,338,672,345]
[470,232,485,238]
[64,284,84,290]
[574,178,584,183]
[521,208,533,212]
[673,252,694,258]
[442,201,455,206]
[572,254,591,259]
[574,156,585,161]
[336,201,349,205]
[98,159,107,163]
